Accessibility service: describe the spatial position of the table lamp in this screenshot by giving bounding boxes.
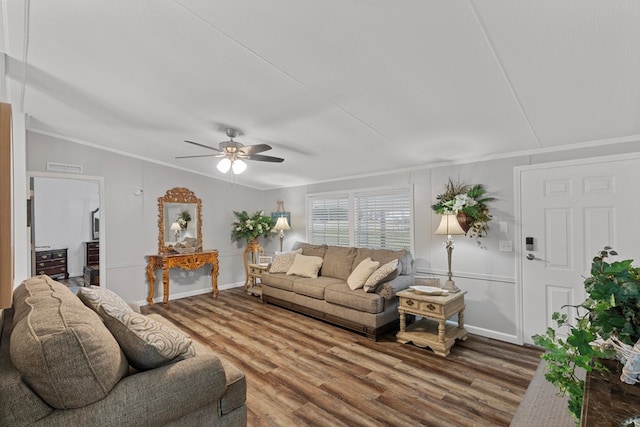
[273,216,291,252]
[170,222,181,242]
[435,214,466,292]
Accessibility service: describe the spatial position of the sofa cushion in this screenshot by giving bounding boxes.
[363,259,399,293]
[269,249,303,273]
[10,275,129,409]
[292,242,328,258]
[292,276,344,299]
[287,254,323,278]
[325,283,384,314]
[261,272,296,291]
[347,257,380,290]
[322,246,357,280]
[352,248,407,273]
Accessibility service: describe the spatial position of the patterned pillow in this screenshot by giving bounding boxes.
[77,287,194,370]
[347,257,380,290]
[363,259,399,293]
[99,306,196,371]
[77,286,135,315]
[269,248,303,273]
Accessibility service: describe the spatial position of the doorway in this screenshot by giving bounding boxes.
[516,153,640,344]
[28,172,105,287]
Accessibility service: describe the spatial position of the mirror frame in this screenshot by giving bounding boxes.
[157,187,202,253]
[91,207,99,240]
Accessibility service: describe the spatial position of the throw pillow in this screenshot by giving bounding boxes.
[269,248,303,273]
[10,276,128,409]
[347,257,380,290]
[286,254,324,278]
[363,259,398,293]
[77,286,135,315]
[99,306,196,371]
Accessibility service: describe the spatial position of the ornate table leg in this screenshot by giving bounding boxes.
[243,245,251,289]
[399,310,406,332]
[146,259,156,305]
[438,320,446,343]
[458,307,468,341]
[211,260,219,298]
[162,261,170,306]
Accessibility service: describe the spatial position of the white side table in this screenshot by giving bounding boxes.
[247,263,268,297]
[396,289,468,356]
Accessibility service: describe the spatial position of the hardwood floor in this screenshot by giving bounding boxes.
[142,287,542,427]
[57,276,85,288]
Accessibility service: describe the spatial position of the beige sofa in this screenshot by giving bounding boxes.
[0,275,246,426]
[261,242,414,340]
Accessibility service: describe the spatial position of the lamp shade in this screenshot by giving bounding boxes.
[216,158,231,173]
[231,159,247,174]
[273,216,291,231]
[170,222,182,231]
[435,214,465,235]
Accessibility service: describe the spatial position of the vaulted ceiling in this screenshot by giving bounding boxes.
[2,1,639,189]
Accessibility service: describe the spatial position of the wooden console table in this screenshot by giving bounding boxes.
[146,250,219,306]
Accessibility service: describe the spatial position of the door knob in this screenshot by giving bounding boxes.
[526,253,540,261]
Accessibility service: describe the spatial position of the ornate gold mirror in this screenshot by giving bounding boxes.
[157,187,202,253]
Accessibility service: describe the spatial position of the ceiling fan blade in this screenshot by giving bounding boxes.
[239,144,272,155]
[184,140,220,152]
[175,154,222,159]
[247,154,284,163]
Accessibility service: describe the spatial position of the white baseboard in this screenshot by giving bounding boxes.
[464,324,519,344]
[137,282,245,306]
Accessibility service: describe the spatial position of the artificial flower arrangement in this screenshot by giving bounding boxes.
[431,179,495,240]
[231,210,274,243]
[176,211,191,230]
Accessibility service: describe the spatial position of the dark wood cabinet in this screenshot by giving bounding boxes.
[34,248,68,279]
[83,265,99,286]
[581,358,640,426]
[85,241,99,265]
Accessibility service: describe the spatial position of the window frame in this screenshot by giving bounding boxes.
[305,184,414,253]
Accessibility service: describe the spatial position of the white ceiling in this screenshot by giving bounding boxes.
[3,1,640,189]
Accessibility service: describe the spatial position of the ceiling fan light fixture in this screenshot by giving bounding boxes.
[216,157,231,173]
[232,159,247,174]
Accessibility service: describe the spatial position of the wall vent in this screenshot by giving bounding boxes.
[46,162,83,173]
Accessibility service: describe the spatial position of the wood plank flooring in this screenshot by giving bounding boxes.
[142,287,542,427]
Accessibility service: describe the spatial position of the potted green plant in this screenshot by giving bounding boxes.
[532,247,640,422]
[431,178,495,241]
[231,210,274,243]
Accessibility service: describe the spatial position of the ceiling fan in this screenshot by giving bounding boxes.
[176,128,284,174]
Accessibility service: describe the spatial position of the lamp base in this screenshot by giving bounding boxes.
[443,279,460,293]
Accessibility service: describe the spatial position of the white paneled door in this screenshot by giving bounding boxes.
[519,154,640,344]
